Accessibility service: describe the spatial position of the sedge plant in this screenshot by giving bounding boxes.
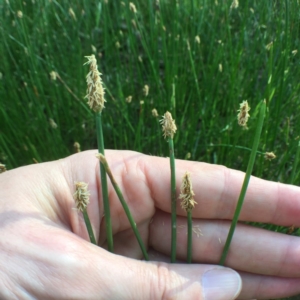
[219,100,266,265]
[179,171,197,263]
[73,182,97,245]
[84,55,113,252]
[160,111,177,263]
[96,153,149,261]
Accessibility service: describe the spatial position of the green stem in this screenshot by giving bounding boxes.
[169,138,177,263]
[96,112,114,252]
[290,141,300,184]
[187,210,192,263]
[208,144,265,155]
[98,154,149,261]
[83,209,97,245]
[219,100,266,266]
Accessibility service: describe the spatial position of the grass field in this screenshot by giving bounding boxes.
[1,0,300,298]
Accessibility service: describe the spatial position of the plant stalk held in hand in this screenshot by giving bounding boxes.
[73,182,97,245]
[84,55,113,252]
[96,153,149,261]
[179,172,197,263]
[160,111,177,263]
[220,100,266,265]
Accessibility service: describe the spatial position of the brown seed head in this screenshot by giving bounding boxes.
[264,151,276,161]
[73,182,90,212]
[160,111,177,139]
[237,100,250,127]
[0,163,6,174]
[74,142,81,153]
[84,54,106,113]
[179,172,197,213]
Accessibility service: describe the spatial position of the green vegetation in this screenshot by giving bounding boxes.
[1,1,300,298]
[220,100,266,266]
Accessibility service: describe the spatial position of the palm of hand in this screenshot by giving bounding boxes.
[1,150,300,299]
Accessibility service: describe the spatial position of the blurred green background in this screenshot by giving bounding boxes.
[1,1,300,298]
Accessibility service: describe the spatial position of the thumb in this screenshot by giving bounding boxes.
[99,253,242,300]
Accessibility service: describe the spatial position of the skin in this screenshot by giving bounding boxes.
[1,150,300,299]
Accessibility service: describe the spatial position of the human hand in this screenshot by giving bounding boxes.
[1,150,300,299]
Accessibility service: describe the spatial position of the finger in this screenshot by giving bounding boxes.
[0,154,103,243]
[148,249,300,299]
[238,272,300,299]
[0,218,241,300]
[65,150,300,227]
[149,210,300,277]
[141,153,300,226]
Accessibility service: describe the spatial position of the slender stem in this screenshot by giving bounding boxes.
[169,138,177,263]
[208,143,265,155]
[98,154,149,261]
[83,209,97,245]
[96,112,114,252]
[187,211,192,263]
[219,100,266,266]
[290,141,300,184]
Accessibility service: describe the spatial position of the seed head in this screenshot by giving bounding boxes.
[160,111,177,139]
[265,41,273,51]
[292,50,298,56]
[73,182,90,212]
[91,45,97,53]
[230,0,239,9]
[0,163,6,174]
[49,71,57,81]
[195,35,201,44]
[152,108,158,118]
[186,40,191,51]
[264,152,276,161]
[179,172,197,213]
[129,2,137,13]
[218,63,223,72]
[84,54,106,113]
[74,142,81,153]
[237,100,250,127]
[125,96,132,103]
[68,8,76,20]
[143,85,149,97]
[49,118,58,129]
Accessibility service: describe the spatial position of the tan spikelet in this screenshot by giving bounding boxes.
[179,172,197,212]
[0,163,6,174]
[237,100,250,127]
[73,182,90,212]
[264,152,276,161]
[160,111,177,139]
[84,55,106,112]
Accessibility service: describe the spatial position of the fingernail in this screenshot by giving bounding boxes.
[202,268,241,300]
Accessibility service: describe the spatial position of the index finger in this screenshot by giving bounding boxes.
[143,155,300,226]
